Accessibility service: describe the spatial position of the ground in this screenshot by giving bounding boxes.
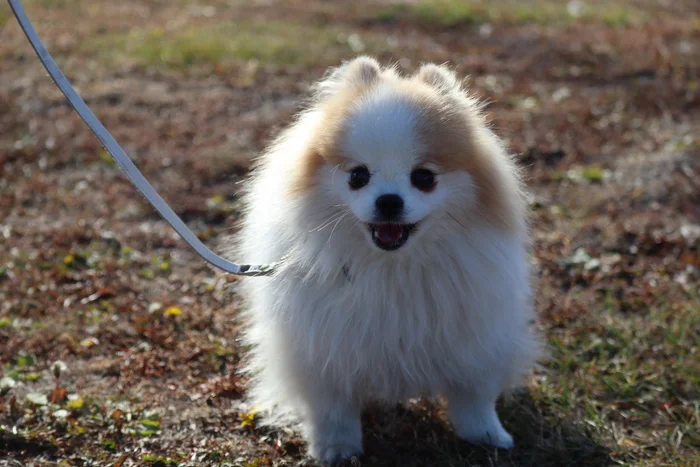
[0,0,698,466]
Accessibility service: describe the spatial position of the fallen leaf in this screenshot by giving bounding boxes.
[50,387,68,404]
[141,419,161,429]
[67,397,85,409]
[206,194,225,208]
[26,392,49,405]
[0,377,16,396]
[80,337,100,348]
[80,288,115,305]
[114,454,128,467]
[240,408,258,428]
[164,306,183,317]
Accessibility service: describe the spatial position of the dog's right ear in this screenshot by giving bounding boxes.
[313,56,381,101]
[415,63,461,94]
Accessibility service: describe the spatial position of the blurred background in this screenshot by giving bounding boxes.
[0,1,698,466]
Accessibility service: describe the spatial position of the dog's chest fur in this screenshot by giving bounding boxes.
[250,229,529,403]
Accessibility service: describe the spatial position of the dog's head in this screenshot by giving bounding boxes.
[291,57,523,253]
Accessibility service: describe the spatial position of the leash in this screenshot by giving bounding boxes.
[7,0,277,277]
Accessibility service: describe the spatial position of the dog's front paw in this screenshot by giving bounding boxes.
[449,400,514,449]
[305,406,363,464]
[454,420,514,449]
[308,440,363,464]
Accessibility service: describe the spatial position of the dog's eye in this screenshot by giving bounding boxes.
[410,168,436,192]
[349,166,371,190]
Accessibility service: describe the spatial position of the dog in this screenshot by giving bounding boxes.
[234,57,540,464]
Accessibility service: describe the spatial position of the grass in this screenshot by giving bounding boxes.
[538,294,699,465]
[548,164,611,183]
[378,0,644,27]
[0,3,10,27]
[94,20,383,70]
[29,0,73,8]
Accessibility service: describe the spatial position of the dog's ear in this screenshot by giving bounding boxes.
[415,63,461,94]
[344,56,381,86]
[313,56,381,101]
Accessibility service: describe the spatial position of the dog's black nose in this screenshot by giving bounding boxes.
[375,194,404,219]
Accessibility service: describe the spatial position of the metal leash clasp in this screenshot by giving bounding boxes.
[7,0,276,277]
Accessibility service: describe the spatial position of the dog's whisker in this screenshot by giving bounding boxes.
[448,213,469,231]
[310,210,347,229]
[349,219,363,232]
[326,213,348,245]
[311,212,348,232]
[302,205,341,222]
[330,163,344,185]
[302,205,350,226]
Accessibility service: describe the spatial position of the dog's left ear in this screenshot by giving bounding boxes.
[415,63,461,94]
[344,56,381,86]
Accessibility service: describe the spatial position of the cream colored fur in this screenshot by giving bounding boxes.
[232,57,540,464]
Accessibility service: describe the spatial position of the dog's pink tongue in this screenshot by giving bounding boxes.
[376,224,403,243]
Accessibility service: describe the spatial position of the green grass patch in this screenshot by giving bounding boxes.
[142,454,178,466]
[379,0,645,27]
[413,1,487,27]
[540,293,700,464]
[30,0,73,8]
[0,3,10,27]
[94,20,381,70]
[548,164,610,183]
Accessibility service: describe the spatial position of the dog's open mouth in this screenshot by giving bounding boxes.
[367,223,417,251]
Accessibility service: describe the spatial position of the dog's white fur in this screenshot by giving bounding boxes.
[234,57,539,463]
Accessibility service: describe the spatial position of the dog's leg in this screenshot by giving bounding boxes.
[446,385,513,449]
[303,396,363,464]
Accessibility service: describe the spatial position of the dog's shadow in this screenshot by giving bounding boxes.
[291,390,611,467]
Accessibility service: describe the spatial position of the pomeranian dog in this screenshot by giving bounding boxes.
[235,57,539,464]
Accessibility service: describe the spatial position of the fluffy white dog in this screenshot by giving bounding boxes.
[235,57,540,464]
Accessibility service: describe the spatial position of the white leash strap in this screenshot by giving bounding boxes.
[7,0,276,276]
